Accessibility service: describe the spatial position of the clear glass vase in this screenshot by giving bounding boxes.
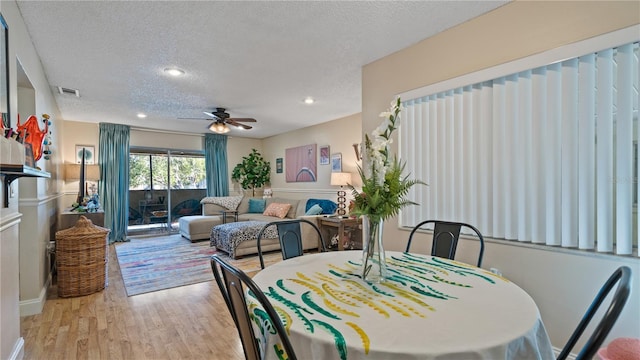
[361,215,387,283]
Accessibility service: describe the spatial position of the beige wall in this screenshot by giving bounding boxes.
[130,128,201,151]
[363,0,640,352]
[59,121,99,207]
[261,113,362,201]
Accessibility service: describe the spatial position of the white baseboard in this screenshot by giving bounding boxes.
[19,276,50,316]
[9,337,24,360]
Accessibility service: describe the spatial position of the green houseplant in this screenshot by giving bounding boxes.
[231,148,271,196]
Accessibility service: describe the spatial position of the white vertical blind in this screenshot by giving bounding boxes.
[429,95,438,220]
[463,86,475,225]
[531,68,546,244]
[578,54,596,250]
[616,44,634,255]
[492,78,505,239]
[504,75,518,240]
[478,84,492,235]
[596,49,614,253]
[546,62,562,246]
[561,58,579,248]
[399,41,639,256]
[518,71,532,243]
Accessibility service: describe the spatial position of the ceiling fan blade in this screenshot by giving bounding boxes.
[203,111,222,120]
[178,117,210,120]
[228,118,257,122]
[227,120,252,130]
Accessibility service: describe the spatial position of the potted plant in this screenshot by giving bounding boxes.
[231,148,271,197]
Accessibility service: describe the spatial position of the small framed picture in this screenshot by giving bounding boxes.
[319,145,330,165]
[331,153,342,172]
[276,158,283,173]
[75,145,95,164]
[86,181,99,196]
[24,143,35,167]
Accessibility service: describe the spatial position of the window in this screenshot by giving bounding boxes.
[129,151,206,190]
[399,26,639,256]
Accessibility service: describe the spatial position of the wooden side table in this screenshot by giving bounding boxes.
[318,216,362,251]
[220,210,239,224]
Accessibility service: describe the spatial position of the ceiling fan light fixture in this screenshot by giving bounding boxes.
[209,121,230,134]
[164,67,185,76]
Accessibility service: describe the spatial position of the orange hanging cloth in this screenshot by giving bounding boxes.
[17,114,49,161]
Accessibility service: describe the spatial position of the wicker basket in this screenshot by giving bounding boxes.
[55,215,110,297]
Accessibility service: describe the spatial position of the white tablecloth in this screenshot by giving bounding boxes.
[249,251,554,360]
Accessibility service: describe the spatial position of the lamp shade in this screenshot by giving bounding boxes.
[208,121,230,134]
[65,163,100,181]
[331,172,351,186]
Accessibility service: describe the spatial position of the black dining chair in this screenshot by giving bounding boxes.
[210,254,297,360]
[557,266,632,360]
[257,219,327,269]
[406,220,485,267]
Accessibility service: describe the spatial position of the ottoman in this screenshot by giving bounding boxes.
[210,221,279,259]
[179,215,222,241]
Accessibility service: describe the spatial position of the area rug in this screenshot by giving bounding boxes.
[115,234,218,296]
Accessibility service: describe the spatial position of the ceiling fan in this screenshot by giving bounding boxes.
[179,107,257,133]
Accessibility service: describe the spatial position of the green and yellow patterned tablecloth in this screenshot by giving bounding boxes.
[249,251,554,360]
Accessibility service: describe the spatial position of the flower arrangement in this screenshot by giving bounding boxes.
[348,97,424,223]
[348,97,425,282]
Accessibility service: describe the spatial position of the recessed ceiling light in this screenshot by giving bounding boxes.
[164,67,185,76]
[137,113,147,118]
[304,97,315,104]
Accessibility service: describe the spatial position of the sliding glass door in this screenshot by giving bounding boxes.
[129,147,206,234]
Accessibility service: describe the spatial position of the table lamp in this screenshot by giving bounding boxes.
[65,156,100,205]
[331,172,352,216]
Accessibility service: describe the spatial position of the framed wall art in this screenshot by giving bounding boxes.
[75,145,95,164]
[276,158,283,173]
[1,13,9,129]
[331,153,342,172]
[319,145,330,165]
[285,143,317,182]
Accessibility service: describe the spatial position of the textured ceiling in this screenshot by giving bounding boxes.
[16,1,507,139]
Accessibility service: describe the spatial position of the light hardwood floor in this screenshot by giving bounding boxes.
[20,243,282,360]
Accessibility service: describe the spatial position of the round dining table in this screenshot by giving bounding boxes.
[248,251,554,360]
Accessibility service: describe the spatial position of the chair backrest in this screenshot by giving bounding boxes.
[171,198,202,221]
[406,220,485,267]
[210,254,297,360]
[557,266,632,360]
[128,207,143,225]
[257,219,326,269]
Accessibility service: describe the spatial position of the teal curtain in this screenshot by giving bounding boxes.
[204,133,229,196]
[98,123,130,243]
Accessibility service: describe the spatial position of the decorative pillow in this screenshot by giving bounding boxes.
[269,198,299,218]
[200,195,243,210]
[305,198,338,215]
[304,204,324,216]
[263,203,292,219]
[248,198,266,213]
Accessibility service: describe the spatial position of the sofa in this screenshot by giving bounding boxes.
[179,195,337,258]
